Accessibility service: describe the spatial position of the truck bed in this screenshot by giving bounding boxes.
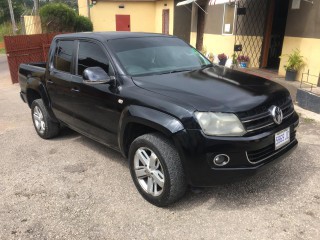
[19,62,46,104]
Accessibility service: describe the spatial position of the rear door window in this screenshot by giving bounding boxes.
[53,40,73,73]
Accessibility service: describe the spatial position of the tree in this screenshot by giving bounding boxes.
[40,2,93,33]
[0,0,33,23]
[74,15,93,32]
[40,3,77,32]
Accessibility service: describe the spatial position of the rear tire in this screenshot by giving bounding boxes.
[129,133,187,207]
[31,99,60,139]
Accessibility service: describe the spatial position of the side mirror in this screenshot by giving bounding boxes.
[83,67,115,85]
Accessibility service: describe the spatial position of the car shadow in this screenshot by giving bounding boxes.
[52,127,127,168]
[51,129,314,210]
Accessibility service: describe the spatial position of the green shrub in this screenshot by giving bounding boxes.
[40,3,77,33]
[74,15,93,32]
[280,49,304,71]
[0,22,13,42]
[0,21,22,41]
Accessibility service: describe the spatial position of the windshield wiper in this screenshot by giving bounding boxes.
[156,69,193,75]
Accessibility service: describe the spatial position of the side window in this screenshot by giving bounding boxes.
[53,40,73,73]
[77,41,112,76]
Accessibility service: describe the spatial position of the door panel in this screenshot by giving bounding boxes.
[116,15,130,31]
[46,40,74,125]
[162,10,169,35]
[69,76,120,147]
[70,40,121,148]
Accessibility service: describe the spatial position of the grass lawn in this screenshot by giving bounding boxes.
[0,48,5,54]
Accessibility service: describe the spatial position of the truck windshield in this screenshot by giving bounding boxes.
[108,37,211,76]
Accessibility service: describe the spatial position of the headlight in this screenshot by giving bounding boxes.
[195,112,246,136]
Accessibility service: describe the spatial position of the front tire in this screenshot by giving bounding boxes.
[31,99,60,139]
[129,133,187,207]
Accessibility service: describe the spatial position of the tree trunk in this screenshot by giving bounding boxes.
[195,1,209,52]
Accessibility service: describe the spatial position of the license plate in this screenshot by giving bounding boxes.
[275,127,290,150]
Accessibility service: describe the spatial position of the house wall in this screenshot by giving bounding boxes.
[78,0,174,35]
[173,0,192,42]
[190,3,235,57]
[279,0,320,84]
[155,1,174,35]
[190,0,268,67]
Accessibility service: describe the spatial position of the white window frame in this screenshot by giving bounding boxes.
[222,3,236,36]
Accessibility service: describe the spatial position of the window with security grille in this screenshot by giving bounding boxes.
[234,0,269,68]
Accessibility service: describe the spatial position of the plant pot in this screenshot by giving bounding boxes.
[219,59,227,66]
[285,69,297,81]
[239,61,248,68]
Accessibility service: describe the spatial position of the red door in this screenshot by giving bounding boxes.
[162,10,169,35]
[116,15,130,31]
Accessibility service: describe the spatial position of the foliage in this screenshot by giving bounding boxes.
[0,21,22,40]
[40,3,77,33]
[40,0,78,13]
[0,22,13,41]
[237,55,250,62]
[0,0,33,24]
[40,3,93,33]
[231,53,237,65]
[74,15,93,32]
[200,45,207,55]
[280,49,304,71]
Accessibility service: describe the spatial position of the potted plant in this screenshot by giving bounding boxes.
[280,49,304,81]
[237,55,250,68]
[218,53,227,66]
[231,53,238,68]
[206,52,214,62]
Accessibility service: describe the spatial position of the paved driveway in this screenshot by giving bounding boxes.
[0,60,319,239]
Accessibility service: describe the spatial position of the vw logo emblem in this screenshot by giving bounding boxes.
[269,105,283,125]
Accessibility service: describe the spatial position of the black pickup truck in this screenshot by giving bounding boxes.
[19,32,299,206]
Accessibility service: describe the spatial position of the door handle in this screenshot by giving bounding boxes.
[47,80,54,84]
[71,87,80,92]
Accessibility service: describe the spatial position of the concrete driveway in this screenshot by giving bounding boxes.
[0,56,319,239]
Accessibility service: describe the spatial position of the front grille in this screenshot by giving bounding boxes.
[246,131,296,164]
[239,97,294,134]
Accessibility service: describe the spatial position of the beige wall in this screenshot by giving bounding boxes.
[78,0,174,34]
[190,32,235,57]
[155,1,174,35]
[279,37,320,84]
[24,16,42,35]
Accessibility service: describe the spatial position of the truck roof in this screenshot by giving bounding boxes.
[54,32,174,41]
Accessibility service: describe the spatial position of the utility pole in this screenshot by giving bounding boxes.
[34,0,39,15]
[7,0,17,35]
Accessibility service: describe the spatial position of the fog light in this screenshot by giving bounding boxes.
[213,154,230,166]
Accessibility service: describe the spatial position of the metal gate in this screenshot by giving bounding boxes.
[234,0,269,68]
[4,33,60,84]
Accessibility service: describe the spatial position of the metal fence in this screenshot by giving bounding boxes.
[234,0,269,68]
[4,33,59,84]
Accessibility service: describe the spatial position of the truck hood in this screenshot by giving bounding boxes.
[132,66,289,112]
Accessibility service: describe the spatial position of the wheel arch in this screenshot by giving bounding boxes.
[26,79,57,122]
[118,105,184,157]
[26,78,51,108]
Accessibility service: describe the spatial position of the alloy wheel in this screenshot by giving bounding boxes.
[33,106,45,134]
[133,147,165,196]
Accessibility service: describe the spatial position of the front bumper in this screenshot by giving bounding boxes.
[173,112,299,186]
